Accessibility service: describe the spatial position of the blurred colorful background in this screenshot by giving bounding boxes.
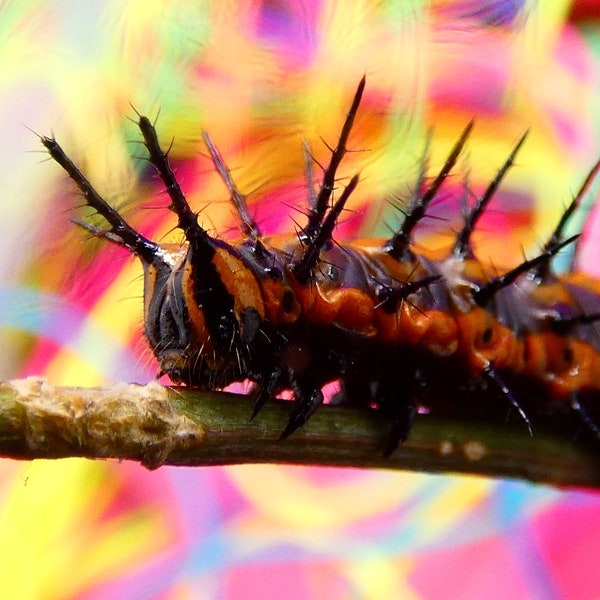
[2,1,600,598]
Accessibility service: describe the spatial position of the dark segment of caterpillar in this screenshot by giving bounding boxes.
[42,77,600,454]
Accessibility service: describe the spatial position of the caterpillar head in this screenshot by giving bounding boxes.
[140,237,267,388]
[41,128,266,390]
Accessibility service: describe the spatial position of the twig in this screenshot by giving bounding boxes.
[0,377,599,487]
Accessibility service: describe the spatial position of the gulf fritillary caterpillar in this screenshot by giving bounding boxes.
[42,77,600,454]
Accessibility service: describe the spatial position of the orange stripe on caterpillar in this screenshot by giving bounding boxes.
[42,76,600,454]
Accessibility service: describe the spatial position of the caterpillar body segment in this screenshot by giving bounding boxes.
[44,78,600,451]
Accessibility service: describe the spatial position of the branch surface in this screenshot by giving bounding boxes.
[0,377,599,488]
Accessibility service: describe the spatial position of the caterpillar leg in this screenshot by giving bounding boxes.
[570,393,600,440]
[370,379,420,455]
[280,378,325,439]
[251,367,283,420]
[338,377,420,455]
[384,402,418,457]
[481,363,533,435]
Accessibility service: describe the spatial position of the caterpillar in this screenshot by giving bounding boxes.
[41,77,600,453]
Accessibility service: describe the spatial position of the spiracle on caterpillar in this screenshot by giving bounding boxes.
[41,76,600,455]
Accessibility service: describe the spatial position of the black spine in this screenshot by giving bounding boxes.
[202,131,265,249]
[473,235,579,306]
[303,76,365,242]
[293,174,359,283]
[41,135,161,265]
[386,120,474,261]
[137,115,213,252]
[453,131,528,259]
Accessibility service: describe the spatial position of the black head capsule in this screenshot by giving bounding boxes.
[42,133,210,383]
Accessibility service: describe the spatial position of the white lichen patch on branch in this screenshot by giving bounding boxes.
[462,440,488,462]
[4,377,204,469]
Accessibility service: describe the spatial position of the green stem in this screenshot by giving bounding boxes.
[0,377,598,487]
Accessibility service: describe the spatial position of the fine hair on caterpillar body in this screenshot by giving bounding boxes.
[42,77,600,454]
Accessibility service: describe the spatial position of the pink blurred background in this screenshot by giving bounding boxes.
[1,1,600,598]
